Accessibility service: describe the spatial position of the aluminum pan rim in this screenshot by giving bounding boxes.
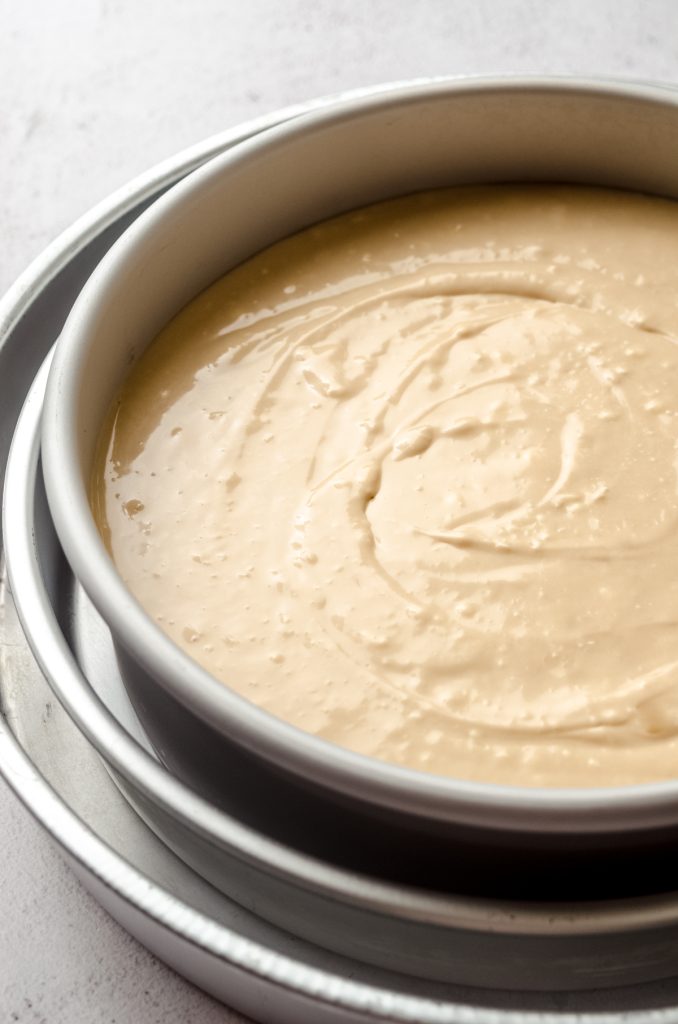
[40,74,678,833]
[2,76,678,1023]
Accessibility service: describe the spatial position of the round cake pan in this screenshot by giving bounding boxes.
[7,115,678,1014]
[38,77,678,898]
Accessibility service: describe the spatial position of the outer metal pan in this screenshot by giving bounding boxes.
[4,80,678,1019]
[38,77,678,899]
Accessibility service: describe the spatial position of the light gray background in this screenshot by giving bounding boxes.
[2,0,678,1020]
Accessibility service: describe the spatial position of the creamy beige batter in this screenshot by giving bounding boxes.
[93,185,678,787]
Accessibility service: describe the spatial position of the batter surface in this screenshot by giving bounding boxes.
[93,185,678,787]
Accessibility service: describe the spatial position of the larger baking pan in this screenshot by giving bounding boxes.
[9,98,678,1009]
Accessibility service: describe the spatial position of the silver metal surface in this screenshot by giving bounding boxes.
[3,81,678,1019]
[37,79,678,881]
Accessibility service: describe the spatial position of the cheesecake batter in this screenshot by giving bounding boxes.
[93,185,678,787]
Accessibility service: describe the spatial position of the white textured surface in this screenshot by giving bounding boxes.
[3,0,678,1019]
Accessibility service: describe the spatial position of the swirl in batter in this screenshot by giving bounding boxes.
[93,185,678,786]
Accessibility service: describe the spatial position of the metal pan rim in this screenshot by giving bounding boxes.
[39,73,678,833]
[4,77,678,1021]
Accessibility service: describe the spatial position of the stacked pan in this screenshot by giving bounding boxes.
[6,78,678,1022]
